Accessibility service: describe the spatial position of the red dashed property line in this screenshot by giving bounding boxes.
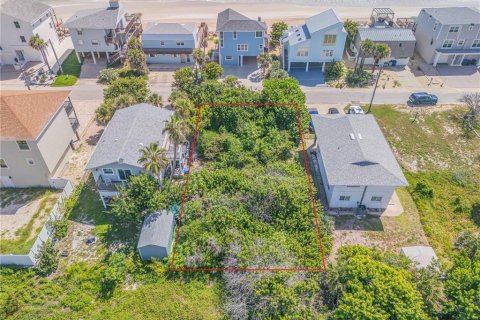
[170,103,327,272]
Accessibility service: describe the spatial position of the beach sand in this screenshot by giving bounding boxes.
[47,0,477,28]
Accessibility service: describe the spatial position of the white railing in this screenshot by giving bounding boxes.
[0,180,74,267]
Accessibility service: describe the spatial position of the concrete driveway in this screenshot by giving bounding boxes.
[289,67,325,87]
[436,65,480,89]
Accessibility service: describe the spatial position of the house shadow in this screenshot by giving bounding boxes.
[436,65,479,77]
[86,129,104,146]
[333,214,384,232]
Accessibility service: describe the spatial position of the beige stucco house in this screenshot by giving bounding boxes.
[0,90,80,188]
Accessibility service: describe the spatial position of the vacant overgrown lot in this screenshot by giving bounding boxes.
[372,105,480,261]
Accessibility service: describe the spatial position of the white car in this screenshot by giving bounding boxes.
[348,105,365,114]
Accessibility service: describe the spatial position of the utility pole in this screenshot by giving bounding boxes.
[49,38,63,74]
[366,63,383,114]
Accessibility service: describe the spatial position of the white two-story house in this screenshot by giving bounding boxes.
[282,9,347,73]
[86,104,188,207]
[0,0,68,71]
[63,0,142,64]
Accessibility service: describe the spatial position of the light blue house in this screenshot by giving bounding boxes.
[142,22,198,65]
[216,8,267,66]
[282,9,347,72]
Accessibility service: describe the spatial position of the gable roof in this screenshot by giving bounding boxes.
[312,114,408,187]
[283,9,343,46]
[1,0,51,24]
[143,22,197,35]
[86,104,174,169]
[358,27,416,42]
[138,210,174,248]
[63,5,124,29]
[421,7,480,25]
[216,8,266,32]
[0,90,70,141]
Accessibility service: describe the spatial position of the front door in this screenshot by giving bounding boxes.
[118,169,132,180]
[452,54,464,66]
[0,176,14,188]
[15,50,25,61]
[180,54,186,63]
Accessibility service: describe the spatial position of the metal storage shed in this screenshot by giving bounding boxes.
[137,210,174,261]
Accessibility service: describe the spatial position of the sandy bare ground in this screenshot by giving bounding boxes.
[48,0,475,28]
[0,192,60,240]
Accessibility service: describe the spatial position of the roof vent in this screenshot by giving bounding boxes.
[358,133,363,139]
[349,133,356,140]
[139,142,144,146]
[114,138,119,142]
[118,157,124,163]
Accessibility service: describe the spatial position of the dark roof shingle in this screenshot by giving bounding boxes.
[216,8,266,32]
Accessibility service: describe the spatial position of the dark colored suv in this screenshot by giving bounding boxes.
[409,92,438,106]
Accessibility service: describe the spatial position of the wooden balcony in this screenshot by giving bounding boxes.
[96,176,125,192]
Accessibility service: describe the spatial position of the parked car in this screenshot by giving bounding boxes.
[409,92,438,106]
[328,108,340,114]
[348,105,364,114]
[308,108,319,132]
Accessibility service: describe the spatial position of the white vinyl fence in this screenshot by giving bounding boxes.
[0,180,74,267]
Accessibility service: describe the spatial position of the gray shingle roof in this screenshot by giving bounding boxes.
[144,22,197,35]
[63,5,124,29]
[216,8,266,32]
[1,0,51,24]
[421,7,480,25]
[358,27,416,42]
[138,210,174,248]
[86,104,174,169]
[312,114,408,187]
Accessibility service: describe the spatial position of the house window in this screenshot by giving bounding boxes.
[20,36,26,43]
[399,42,403,47]
[102,168,114,175]
[339,195,351,201]
[472,39,480,48]
[259,44,263,50]
[433,22,438,31]
[49,22,53,29]
[448,26,460,33]
[233,32,237,40]
[442,39,454,48]
[177,41,185,46]
[225,55,233,60]
[77,29,83,35]
[297,48,308,57]
[237,44,248,51]
[469,25,474,31]
[220,39,224,48]
[219,32,224,40]
[457,39,465,46]
[149,54,155,57]
[322,49,334,57]
[91,40,99,45]
[78,39,84,45]
[160,41,165,46]
[26,158,35,166]
[323,34,336,45]
[371,196,383,202]
[14,21,20,28]
[0,159,7,168]
[118,169,132,180]
[255,31,263,38]
[16,141,29,150]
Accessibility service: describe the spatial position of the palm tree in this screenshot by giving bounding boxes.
[199,22,209,54]
[371,43,391,73]
[357,39,375,72]
[172,97,193,118]
[148,93,163,107]
[162,114,187,180]
[257,53,272,78]
[113,94,137,109]
[29,34,51,72]
[138,142,169,189]
[192,48,206,70]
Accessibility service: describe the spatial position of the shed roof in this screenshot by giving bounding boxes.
[0,90,70,141]
[143,22,197,35]
[421,7,480,25]
[401,246,438,268]
[137,211,174,248]
[63,5,124,29]
[86,104,174,169]
[311,114,408,187]
[216,8,266,32]
[358,27,416,42]
[1,0,51,24]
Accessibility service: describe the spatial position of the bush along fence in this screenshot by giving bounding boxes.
[0,180,75,267]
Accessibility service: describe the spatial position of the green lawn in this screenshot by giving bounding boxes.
[52,50,82,87]
[371,105,480,262]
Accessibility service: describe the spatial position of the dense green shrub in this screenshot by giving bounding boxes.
[414,181,435,199]
[203,62,223,80]
[34,239,59,276]
[345,69,372,87]
[324,60,346,81]
[471,202,480,226]
[98,68,119,84]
